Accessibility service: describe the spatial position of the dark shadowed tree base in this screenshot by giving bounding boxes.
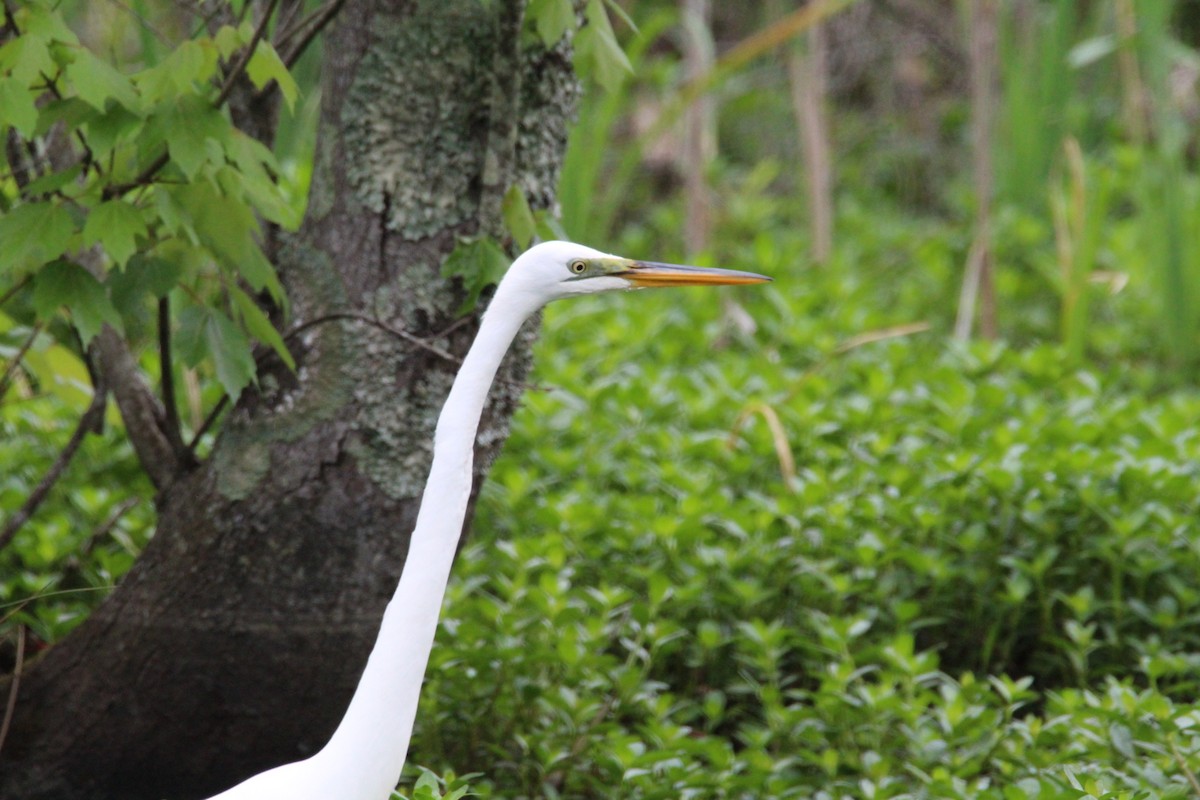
[0,1,577,797]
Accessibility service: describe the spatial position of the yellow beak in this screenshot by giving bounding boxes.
[619,261,772,288]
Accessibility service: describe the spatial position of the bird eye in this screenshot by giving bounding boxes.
[569,259,587,274]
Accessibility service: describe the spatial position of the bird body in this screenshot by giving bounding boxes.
[206,241,768,799]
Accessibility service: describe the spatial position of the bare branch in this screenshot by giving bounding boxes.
[0,276,30,310]
[157,297,185,455]
[91,326,184,490]
[286,311,463,365]
[278,0,347,68]
[83,496,141,555]
[215,0,281,107]
[36,70,100,179]
[0,374,106,553]
[186,393,227,455]
[0,322,42,400]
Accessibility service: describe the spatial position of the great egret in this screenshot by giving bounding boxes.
[206,241,769,800]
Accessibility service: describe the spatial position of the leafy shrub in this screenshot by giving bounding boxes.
[403,229,1200,798]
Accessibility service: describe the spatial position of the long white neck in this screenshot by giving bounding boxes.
[311,279,540,796]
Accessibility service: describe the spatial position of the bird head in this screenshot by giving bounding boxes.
[501,240,771,308]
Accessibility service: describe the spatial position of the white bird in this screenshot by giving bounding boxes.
[206,241,769,800]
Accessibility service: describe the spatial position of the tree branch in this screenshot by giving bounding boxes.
[83,496,141,555]
[215,0,280,108]
[91,326,183,490]
[0,374,106,553]
[286,311,464,364]
[186,394,228,455]
[278,0,347,68]
[0,276,30,310]
[157,296,185,454]
[0,322,42,400]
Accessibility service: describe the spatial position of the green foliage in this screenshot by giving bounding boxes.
[526,0,633,91]
[442,238,512,315]
[392,768,478,800]
[397,195,1200,797]
[0,1,300,404]
[0,326,153,641]
[31,260,123,346]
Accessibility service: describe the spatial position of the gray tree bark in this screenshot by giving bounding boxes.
[0,1,577,798]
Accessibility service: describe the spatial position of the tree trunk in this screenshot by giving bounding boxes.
[0,2,577,798]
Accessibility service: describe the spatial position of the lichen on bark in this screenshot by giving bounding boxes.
[342,1,495,240]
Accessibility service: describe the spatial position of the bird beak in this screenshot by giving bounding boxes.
[617,260,772,288]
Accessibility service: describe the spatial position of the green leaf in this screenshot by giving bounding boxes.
[83,104,144,161]
[215,152,291,228]
[31,260,123,345]
[214,25,244,60]
[35,97,97,139]
[205,309,257,402]
[1109,722,1134,759]
[601,0,637,33]
[168,39,219,89]
[135,39,219,103]
[175,304,258,400]
[575,0,632,92]
[441,237,510,314]
[83,200,148,268]
[18,6,79,45]
[529,0,576,47]
[0,76,38,138]
[501,185,537,249]
[238,247,285,305]
[232,286,294,369]
[169,179,284,304]
[108,254,183,319]
[0,202,77,275]
[65,48,140,112]
[175,305,210,366]
[246,40,298,112]
[22,164,84,199]
[0,33,56,85]
[162,94,229,179]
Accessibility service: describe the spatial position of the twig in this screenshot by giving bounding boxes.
[183,302,549,457]
[215,0,280,107]
[83,496,140,555]
[286,312,464,365]
[102,152,170,200]
[278,0,347,68]
[0,377,107,553]
[0,586,114,618]
[0,322,43,400]
[0,275,30,310]
[186,394,228,454]
[1,0,18,38]
[158,296,183,451]
[92,326,181,490]
[37,70,99,177]
[0,624,25,758]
